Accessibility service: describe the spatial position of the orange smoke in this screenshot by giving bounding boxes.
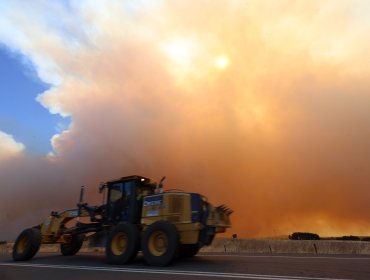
[1,1,370,239]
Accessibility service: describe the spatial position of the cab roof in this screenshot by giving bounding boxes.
[106,175,157,185]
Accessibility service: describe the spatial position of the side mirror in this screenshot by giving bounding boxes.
[158,176,166,193]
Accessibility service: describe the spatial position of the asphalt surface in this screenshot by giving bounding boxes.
[1,251,370,280]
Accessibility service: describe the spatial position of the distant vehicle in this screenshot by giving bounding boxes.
[289,232,320,240]
[338,236,360,241]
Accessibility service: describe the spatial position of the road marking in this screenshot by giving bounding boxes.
[0,262,351,280]
[200,254,370,261]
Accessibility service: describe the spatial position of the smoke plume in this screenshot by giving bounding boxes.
[1,0,370,239]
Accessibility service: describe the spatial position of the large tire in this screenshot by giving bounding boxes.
[105,223,140,264]
[142,221,179,266]
[179,245,200,258]
[61,235,84,256]
[13,228,42,261]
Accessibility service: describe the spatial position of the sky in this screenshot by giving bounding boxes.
[1,0,370,240]
[0,45,70,155]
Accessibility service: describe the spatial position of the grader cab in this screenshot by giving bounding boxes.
[13,175,232,266]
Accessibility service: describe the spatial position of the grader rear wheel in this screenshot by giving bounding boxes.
[142,221,179,266]
[111,232,128,256]
[148,230,169,256]
[13,228,42,261]
[105,223,140,264]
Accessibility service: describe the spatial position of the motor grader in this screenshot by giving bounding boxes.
[12,175,232,266]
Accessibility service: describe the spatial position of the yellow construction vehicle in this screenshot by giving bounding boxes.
[12,175,232,266]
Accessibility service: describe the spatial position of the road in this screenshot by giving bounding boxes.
[1,252,370,280]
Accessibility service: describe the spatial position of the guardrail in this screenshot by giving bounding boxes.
[201,239,370,254]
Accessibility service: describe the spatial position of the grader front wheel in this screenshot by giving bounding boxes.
[13,228,42,261]
[61,234,84,256]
